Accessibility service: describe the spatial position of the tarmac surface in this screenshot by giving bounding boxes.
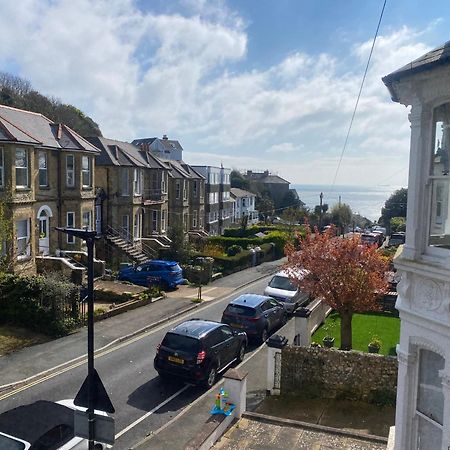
[0,258,395,449]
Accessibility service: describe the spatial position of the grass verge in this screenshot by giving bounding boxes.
[312,311,400,355]
[0,325,50,356]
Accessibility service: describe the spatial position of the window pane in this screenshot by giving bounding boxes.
[417,415,442,450]
[417,349,444,425]
[15,149,26,168]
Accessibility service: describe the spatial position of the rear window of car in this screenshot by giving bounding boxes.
[225,304,256,317]
[268,275,297,291]
[161,333,200,353]
[0,434,26,450]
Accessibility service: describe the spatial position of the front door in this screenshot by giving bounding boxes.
[38,211,50,255]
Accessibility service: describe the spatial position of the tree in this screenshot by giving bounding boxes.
[230,170,250,190]
[380,188,407,228]
[390,216,406,232]
[285,226,388,350]
[166,221,191,263]
[256,195,274,223]
[331,203,352,235]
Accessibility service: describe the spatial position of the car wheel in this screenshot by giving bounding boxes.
[236,344,246,363]
[204,366,217,388]
[260,328,268,343]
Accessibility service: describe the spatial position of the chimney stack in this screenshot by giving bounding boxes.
[162,134,168,140]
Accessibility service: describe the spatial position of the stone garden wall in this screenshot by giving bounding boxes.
[281,346,398,405]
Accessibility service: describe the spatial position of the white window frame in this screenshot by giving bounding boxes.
[82,210,92,230]
[0,147,4,188]
[183,181,188,200]
[82,156,91,188]
[66,212,75,243]
[38,151,48,187]
[161,175,167,194]
[193,210,198,228]
[152,210,158,232]
[16,218,30,259]
[15,148,29,188]
[66,154,75,187]
[161,210,166,232]
[133,169,142,195]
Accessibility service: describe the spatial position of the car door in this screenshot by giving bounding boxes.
[219,325,239,365]
[267,298,285,329]
[260,300,276,331]
[207,329,227,370]
[134,264,149,285]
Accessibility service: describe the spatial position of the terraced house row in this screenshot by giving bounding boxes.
[0,105,240,274]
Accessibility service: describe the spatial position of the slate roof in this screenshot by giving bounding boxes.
[230,187,256,198]
[383,41,450,100]
[0,105,99,153]
[88,136,166,169]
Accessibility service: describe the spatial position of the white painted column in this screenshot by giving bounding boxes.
[223,368,248,419]
[293,308,311,347]
[266,335,288,396]
[394,345,417,450]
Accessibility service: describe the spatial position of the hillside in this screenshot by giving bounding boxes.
[0,72,102,137]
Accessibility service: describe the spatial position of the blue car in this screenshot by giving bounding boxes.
[118,260,186,290]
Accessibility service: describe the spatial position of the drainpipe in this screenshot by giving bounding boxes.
[57,151,62,250]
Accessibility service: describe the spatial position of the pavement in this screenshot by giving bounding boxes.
[0,258,283,390]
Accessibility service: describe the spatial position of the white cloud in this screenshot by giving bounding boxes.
[0,1,437,186]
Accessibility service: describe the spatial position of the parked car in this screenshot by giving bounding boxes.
[263,270,310,313]
[154,319,247,388]
[360,233,381,247]
[388,232,406,247]
[0,399,109,450]
[221,294,287,343]
[118,259,186,290]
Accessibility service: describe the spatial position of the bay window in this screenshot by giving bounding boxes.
[82,156,91,187]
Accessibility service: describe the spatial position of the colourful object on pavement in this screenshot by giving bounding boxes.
[210,388,235,416]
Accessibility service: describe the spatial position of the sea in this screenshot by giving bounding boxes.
[292,184,405,222]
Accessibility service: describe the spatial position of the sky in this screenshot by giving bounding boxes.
[0,0,449,187]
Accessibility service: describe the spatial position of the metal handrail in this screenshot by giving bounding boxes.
[105,225,156,258]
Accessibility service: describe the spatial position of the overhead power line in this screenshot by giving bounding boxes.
[332,0,388,186]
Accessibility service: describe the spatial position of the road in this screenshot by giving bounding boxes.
[0,274,274,450]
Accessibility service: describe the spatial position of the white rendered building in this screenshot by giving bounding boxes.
[383,42,450,449]
[230,188,259,225]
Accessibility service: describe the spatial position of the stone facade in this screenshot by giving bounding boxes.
[281,346,397,404]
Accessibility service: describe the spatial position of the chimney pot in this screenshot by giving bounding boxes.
[162,134,168,140]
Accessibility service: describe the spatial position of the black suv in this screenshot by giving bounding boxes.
[154,319,247,388]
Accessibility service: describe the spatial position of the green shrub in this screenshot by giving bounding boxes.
[227,245,243,256]
[0,272,80,337]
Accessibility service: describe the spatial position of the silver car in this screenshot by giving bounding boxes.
[264,270,310,313]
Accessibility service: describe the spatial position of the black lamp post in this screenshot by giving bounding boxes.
[319,192,324,231]
[56,227,97,450]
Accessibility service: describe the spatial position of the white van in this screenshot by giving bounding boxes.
[264,270,310,313]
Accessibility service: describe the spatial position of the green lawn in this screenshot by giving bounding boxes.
[312,312,400,356]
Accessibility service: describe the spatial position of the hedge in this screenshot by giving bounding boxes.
[0,272,80,337]
[208,230,295,257]
[210,243,274,275]
[223,226,278,238]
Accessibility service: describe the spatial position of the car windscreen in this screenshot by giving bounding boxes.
[0,435,26,450]
[268,275,297,291]
[161,333,200,353]
[169,264,181,272]
[225,304,256,317]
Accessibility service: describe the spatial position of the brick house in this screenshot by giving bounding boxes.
[0,105,100,273]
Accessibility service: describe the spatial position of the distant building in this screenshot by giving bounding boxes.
[191,165,232,235]
[230,188,258,226]
[243,170,290,209]
[132,136,206,237]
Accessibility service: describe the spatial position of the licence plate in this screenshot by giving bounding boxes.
[231,323,244,329]
[168,356,184,364]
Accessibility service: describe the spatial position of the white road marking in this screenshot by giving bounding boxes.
[115,384,191,440]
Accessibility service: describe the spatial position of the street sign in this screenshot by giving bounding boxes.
[74,368,115,413]
[74,410,115,445]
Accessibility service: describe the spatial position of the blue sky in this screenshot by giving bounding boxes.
[1,0,449,186]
